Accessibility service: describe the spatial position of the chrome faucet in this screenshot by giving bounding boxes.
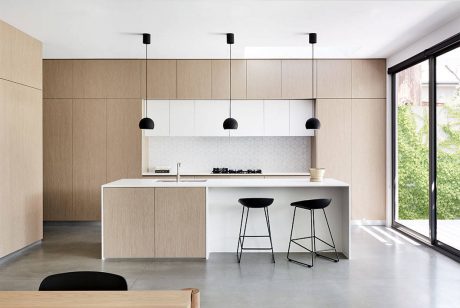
[176,162,181,182]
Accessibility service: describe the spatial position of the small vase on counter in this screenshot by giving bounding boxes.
[309,168,325,182]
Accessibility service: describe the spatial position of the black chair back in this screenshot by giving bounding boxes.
[39,271,128,291]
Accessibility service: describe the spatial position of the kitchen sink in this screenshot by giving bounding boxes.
[156,179,207,183]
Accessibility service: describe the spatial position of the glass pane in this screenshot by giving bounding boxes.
[436,47,460,250]
[395,61,430,237]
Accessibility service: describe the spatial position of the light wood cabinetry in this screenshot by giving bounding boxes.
[103,188,155,258]
[107,99,142,182]
[73,99,107,220]
[316,60,352,98]
[282,60,313,99]
[211,60,246,99]
[177,60,212,99]
[313,99,352,185]
[43,99,73,220]
[141,60,177,99]
[351,99,386,220]
[0,20,42,89]
[155,188,206,258]
[247,60,282,99]
[43,60,73,98]
[352,59,386,98]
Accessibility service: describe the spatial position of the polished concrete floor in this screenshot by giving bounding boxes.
[0,223,459,307]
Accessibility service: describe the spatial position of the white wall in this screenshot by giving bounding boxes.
[385,15,460,226]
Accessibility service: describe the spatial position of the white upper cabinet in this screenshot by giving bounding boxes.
[289,100,314,136]
[264,100,290,136]
[230,100,264,136]
[170,100,195,136]
[145,100,169,136]
[194,100,230,136]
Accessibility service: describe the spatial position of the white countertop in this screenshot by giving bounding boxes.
[142,172,310,176]
[102,178,349,188]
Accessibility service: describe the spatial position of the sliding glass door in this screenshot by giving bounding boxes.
[391,33,460,260]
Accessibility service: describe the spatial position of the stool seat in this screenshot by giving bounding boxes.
[290,198,331,210]
[239,198,274,208]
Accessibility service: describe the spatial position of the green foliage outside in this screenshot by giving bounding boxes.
[397,90,460,220]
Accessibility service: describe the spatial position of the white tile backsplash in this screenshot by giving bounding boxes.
[147,136,310,173]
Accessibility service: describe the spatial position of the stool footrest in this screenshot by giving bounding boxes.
[239,235,271,238]
[290,236,336,249]
[241,247,274,250]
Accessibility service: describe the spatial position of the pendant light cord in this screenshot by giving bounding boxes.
[145,43,148,116]
[229,43,232,117]
[311,43,314,99]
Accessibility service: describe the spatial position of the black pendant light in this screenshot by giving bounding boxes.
[139,33,154,130]
[305,32,321,130]
[223,33,238,130]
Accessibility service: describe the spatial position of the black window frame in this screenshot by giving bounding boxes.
[389,32,460,262]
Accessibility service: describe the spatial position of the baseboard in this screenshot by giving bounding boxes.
[351,219,386,226]
[0,239,42,263]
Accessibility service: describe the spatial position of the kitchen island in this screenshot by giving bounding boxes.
[101,178,350,260]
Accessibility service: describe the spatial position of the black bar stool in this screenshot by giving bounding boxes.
[287,198,339,267]
[237,198,275,263]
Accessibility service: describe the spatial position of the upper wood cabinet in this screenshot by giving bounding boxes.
[177,60,212,99]
[141,60,177,99]
[43,60,73,98]
[282,60,313,99]
[211,60,246,99]
[73,60,141,98]
[0,20,42,89]
[247,60,282,99]
[107,99,142,182]
[43,99,73,221]
[316,60,352,98]
[352,59,386,98]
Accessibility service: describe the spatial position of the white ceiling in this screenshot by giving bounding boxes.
[1,0,460,59]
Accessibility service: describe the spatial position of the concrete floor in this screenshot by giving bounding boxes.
[0,223,459,308]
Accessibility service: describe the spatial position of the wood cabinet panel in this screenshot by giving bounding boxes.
[141,60,177,99]
[73,99,107,220]
[155,188,206,258]
[73,60,141,98]
[316,60,352,98]
[211,60,246,99]
[107,99,142,182]
[247,60,281,99]
[0,20,42,89]
[351,99,386,220]
[314,99,352,185]
[352,59,386,98]
[282,60,313,99]
[103,188,155,258]
[0,80,43,257]
[177,60,211,99]
[43,60,73,98]
[43,99,73,220]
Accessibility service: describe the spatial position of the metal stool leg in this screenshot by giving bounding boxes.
[318,208,340,262]
[236,206,246,261]
[310,209,314,267]
[287,206,314,268]
[287,206,296,262]
[237,206,250,263]
[264,207,275,263]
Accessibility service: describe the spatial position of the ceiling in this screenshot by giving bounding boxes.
[1,0,460,59]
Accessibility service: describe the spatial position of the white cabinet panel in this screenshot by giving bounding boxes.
[170,100,195,136]
[145,100,169,136]
[195,100,230,136]
[264,100,289,136]
[230,100,264,136]
[289,100,314,136]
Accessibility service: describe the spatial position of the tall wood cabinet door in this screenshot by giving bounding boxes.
[352,60,386,98]
[211,60,246,99]
[43,60,73,98]
[247,60,282,99]
[73,99,107,220]
[141,60,177,99]
[43,99,73,220]
[155,188,206,258]
[107,99,142,182]
[316,60,352,98]
[282,60,313,99]
[351,99,386,220]
[177,60,212,99]
[103,188,155,258]
[314,99,352,185]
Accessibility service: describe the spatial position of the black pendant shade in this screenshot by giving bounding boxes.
[139,33,154,130]
[223,117,238,130]
[305,117,321,130]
